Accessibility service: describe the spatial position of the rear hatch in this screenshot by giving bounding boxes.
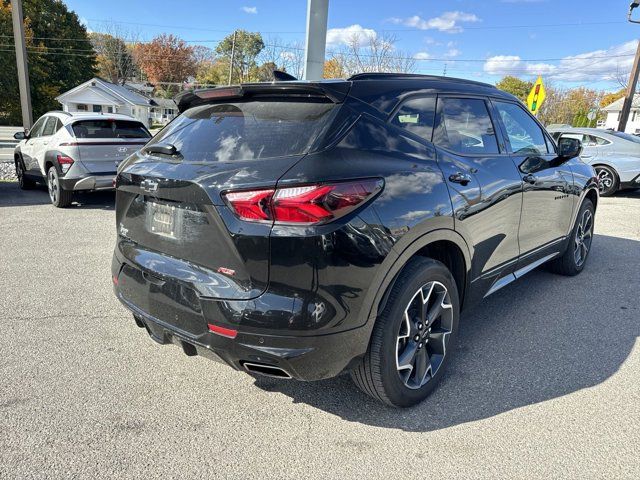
[115,86,346,300]
[71,119,150,173]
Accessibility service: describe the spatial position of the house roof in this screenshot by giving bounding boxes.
[602,94,640,112]
[56,77,152,107]
[151,97,177,108]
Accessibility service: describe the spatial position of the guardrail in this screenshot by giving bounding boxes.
[0,126,21,162]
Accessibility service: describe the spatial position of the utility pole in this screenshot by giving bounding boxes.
[228,30,237,85]
[303,0,329,80]
[619,2,640,132]
[617,40,640,133]
[11,0,32,129]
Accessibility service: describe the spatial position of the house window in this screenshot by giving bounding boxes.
[77,104,87,111]
[618,111,622,121]
[164,108,174,116]
[107,106,113,113]
[93,105,102,113]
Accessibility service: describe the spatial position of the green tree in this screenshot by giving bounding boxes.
[90,32,137,85]
[215,30,265,83]
[196,59,230,86]
[0,0,96,125]
[495,76,534,103]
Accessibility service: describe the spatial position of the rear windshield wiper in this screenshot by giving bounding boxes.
[145,143,179,156]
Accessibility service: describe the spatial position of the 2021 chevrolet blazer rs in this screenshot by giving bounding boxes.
[112,73,598,407]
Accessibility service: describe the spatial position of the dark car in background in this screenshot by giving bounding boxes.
[112,74,598,407]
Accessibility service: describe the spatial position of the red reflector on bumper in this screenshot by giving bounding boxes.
[207,323,238,339]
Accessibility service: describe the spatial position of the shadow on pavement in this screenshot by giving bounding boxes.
[252,233,639,431]
[0,181,115,210]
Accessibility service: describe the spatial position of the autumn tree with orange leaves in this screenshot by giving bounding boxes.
[134,34,197,95]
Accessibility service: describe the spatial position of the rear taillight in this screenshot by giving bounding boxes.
[57,154,74,173]
[57,154,74,165]
[223,179,383,225]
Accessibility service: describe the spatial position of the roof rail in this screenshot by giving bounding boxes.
[47,110,72,116]
[347,72,496,88]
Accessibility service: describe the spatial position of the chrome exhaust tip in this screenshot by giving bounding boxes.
[242,362,292,379]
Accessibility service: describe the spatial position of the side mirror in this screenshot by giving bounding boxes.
[14,131,26,140]
[558,137,582,159]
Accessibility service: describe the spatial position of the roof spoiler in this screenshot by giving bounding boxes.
[174,81,350,113]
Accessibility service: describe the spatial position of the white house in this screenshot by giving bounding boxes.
[56,77,176,128]
[602,94,640,133]
[150,97,178,126]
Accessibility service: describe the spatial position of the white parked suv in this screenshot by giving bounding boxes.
[13,111,151,207]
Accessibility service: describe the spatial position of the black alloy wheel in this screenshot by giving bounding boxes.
[351,257,460,408]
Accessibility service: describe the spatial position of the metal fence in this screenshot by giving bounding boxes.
[0,126,21,163]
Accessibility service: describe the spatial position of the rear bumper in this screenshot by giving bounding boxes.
[115,291,367,381]
[61,174,115,191]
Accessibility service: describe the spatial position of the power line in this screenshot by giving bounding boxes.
[83,17,627,34]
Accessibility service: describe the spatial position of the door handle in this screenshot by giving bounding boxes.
[448,172,472,186]
[523,174,538,184]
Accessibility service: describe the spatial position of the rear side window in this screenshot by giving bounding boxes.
[151,100,335,162]
[495,101,550,155]
[72,120,150,139]
[391,96,436,141]
[41,117,58,136]
[434,98,499,155]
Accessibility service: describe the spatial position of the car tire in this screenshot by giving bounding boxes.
[47,165,73,208]
[594,165,618,197]
[547,199,595,276]
[350,257,460,408]
[15,157,36,190]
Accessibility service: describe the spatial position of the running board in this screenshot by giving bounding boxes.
[484,252,558,298]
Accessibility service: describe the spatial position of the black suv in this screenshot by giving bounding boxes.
[112,74,598,407]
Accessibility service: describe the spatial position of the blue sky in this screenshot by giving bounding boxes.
[65,0,639,91]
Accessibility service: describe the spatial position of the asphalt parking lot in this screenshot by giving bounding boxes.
[1,181,638,479]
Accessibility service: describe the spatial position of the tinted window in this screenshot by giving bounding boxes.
[151,100,335,162]
[391,97,436,141]
[434,98,499,155]
[609,131,640,144]
[72,120,150,139]
[495,101,549,155]
[41,117,57,136]
[29,117,48,138]
[594,136,610,145]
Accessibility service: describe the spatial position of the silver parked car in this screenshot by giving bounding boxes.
[13,111,151,207]
[547,127,640,196]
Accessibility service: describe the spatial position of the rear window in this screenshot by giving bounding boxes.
[150,100,336,162]
[609,131,640,144]
[72,120,150,139]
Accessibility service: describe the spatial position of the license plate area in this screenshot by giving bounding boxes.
[145,200,183,239]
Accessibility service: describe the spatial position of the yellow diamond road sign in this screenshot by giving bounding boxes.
[527,76,546,115]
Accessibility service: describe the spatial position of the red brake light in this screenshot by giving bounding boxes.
[57,154,74,165]
[224,189,274,221]
[223,179,383,225]
[207,323,238,339]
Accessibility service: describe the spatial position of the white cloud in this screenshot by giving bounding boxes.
[391,11,480,34]
[413,52,431,60]
[483,40,638,82]
[445,48,461,58]
[242,6,257,14]
[326,25,377,47]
